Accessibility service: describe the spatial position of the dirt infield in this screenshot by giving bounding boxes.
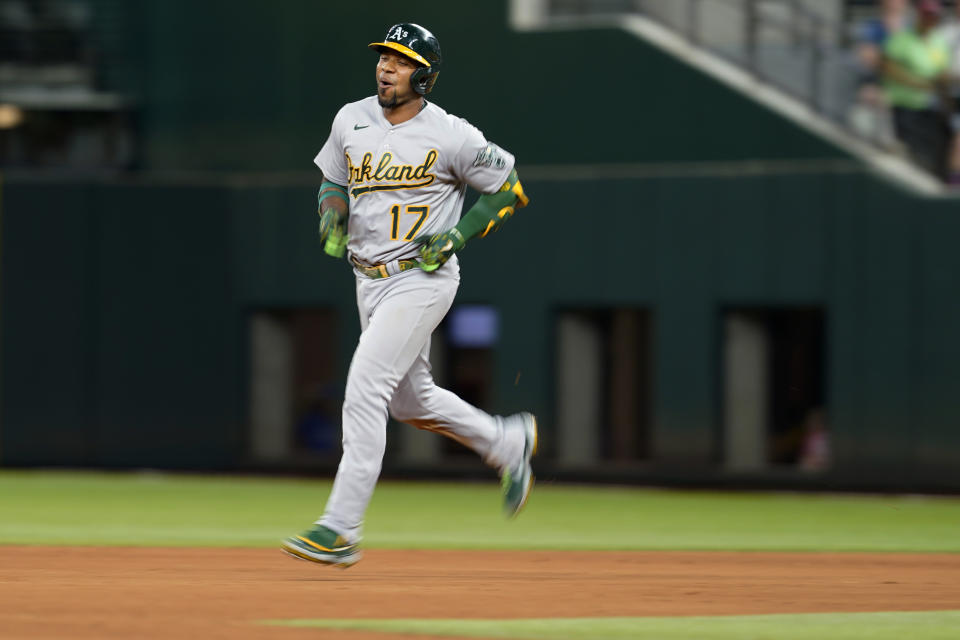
[1,546,958,639]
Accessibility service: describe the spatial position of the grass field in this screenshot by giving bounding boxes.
[2,470,959,639]
[3,470,960,551]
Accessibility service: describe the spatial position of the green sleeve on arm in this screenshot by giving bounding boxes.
[453,169,530,241]
[454,189,519,239]
[416,169,529,272]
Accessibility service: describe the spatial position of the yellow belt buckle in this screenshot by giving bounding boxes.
[378,264,388,279]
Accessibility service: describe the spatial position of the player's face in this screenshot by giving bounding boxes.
[376,50,419,108]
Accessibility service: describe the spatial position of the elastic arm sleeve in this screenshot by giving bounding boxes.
[318,180,349,210]
[453,169,529,241]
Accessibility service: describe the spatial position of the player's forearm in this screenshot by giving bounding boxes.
[454,169,529,241]
[455,190,517,239]
[317,179,349,257]
[318,180,349,218]
[320,197,348,219]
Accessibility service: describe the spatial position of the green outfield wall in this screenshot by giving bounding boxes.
[2,171,959,488]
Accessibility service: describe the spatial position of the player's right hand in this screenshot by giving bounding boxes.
[319,209,348,258]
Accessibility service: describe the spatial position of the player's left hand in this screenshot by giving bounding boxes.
[414,228,465,272]
[319,208,348,258]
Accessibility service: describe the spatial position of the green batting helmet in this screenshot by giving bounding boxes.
[369,23,442,95]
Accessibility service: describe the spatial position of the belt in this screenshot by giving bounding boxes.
[350,256,420,279]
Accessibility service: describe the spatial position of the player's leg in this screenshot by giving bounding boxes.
[283,272,459,565]
[390,340,538,517]
[389,340,524,473]
[319,272,459,539]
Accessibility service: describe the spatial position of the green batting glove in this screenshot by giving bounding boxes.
[415,228,465,272]
[318,209,348,258]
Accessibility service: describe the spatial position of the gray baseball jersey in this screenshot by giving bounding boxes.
[314,96,515,266]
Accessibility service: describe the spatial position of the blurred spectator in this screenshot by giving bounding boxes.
[798,408,830,472]
[883,0,953,179]
[848,0,908,147]
[856,0,908,71]
[936,0,960,183]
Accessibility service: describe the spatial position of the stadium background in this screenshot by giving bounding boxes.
[2,0,959,492]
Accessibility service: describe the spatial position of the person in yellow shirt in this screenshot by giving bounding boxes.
[883,0,952,179]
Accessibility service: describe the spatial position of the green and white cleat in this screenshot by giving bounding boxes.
[281,524,362,568]
[501,412,538,518]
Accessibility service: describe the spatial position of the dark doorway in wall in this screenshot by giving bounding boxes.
[249,309,341,465]
[722,307,827,472]
[553,308,653,468]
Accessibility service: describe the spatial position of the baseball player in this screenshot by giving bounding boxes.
[281,23,536,568]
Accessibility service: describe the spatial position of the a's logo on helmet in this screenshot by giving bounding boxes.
[388,25,409,41]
